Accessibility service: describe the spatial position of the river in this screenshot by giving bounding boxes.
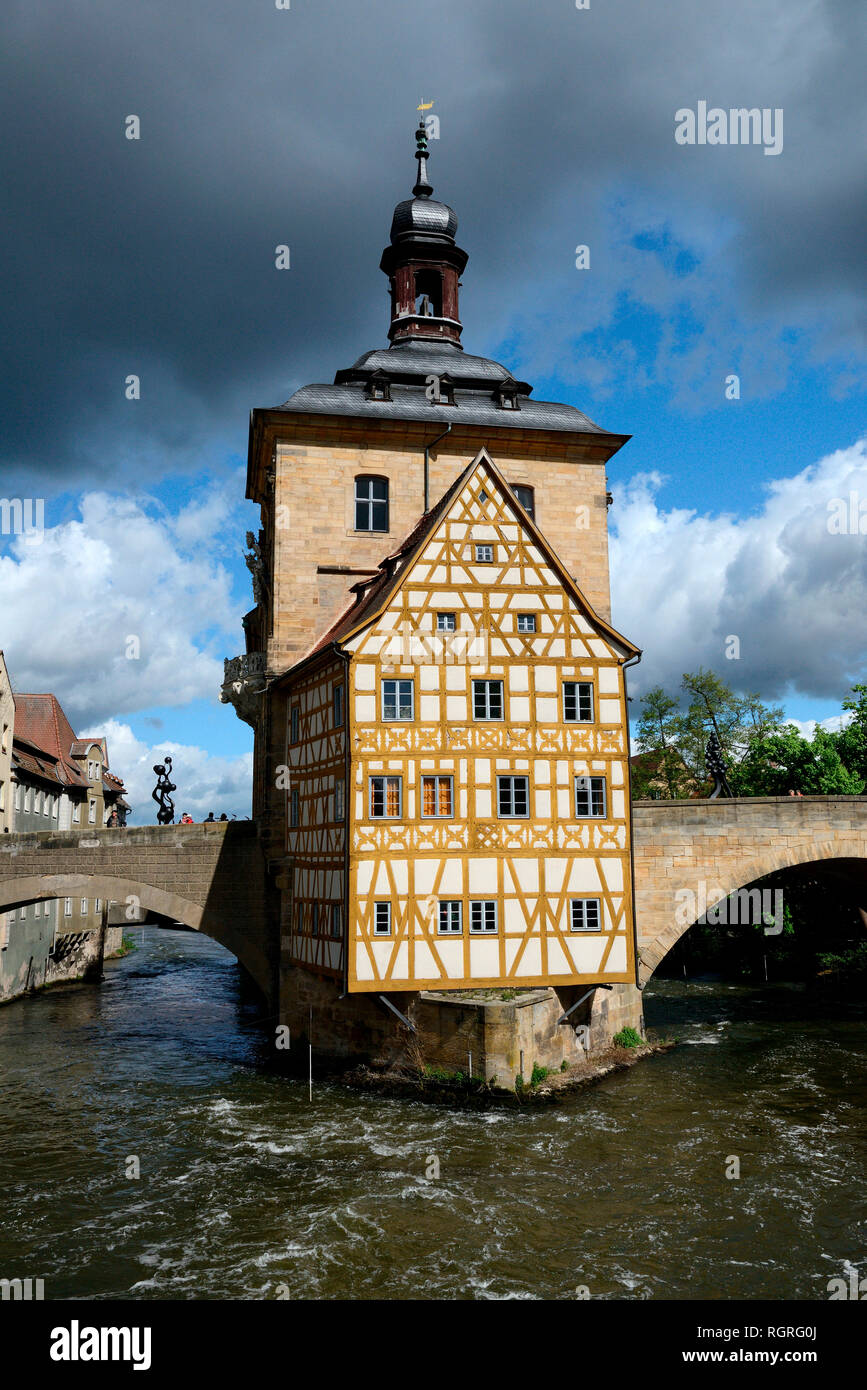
[1,927,864,1301]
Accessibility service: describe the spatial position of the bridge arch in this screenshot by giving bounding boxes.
[637,842,867,986]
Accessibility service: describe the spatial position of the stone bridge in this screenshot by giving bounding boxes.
[632,795,867,985]
[2,797,866,1042]
[0,822,275,1002]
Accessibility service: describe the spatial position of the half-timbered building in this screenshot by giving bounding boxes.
[224,122,643,1061]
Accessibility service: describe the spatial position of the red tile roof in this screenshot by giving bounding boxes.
[12,693,126,794]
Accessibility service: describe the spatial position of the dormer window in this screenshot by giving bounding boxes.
[366,371,391,402]
[429,373,455,406]
[496,379,520,411]
[511,484,535,520]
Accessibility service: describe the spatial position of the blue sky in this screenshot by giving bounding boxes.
[1,0,864,818]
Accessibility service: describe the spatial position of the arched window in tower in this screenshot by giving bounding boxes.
[414,269,442,318]
[511,484,535,520]
[355,476,389,532]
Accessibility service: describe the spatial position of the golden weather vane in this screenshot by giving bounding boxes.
[417,99,435,112]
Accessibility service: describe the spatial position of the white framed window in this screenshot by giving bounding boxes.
[34,900,41,917]
[437,612,456,632]
[334,779,345,822]
[369,776,402,819]
[14,784,21,811]
[438,900,462,935]
[81,899,88,913]
[472,679,503,720]
[290,705,300,744]
[373,902,392,936]
[290,787,299,828]
[497,775,529,818]
[516,613,536,633]
[52,795,58,818]
[355,476,389,532]
[575,776,607,818]
[19,905,26,919]
[382,679,413,721]
[571,898,602,933]
[474,543,494,563]
[36,790,42,815]
[95,899,102,913]
[470,900,498,934]
[64,898,72,917]
[333,684,345,727]
[25,787,32,812]
[563,681,594,723]
[421,775,453,818]
[73,803,81,824]
[88,800,96,824]
[43,792,49,816]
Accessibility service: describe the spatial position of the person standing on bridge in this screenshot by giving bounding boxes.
[204,811,215,823]
[180,811,194,824]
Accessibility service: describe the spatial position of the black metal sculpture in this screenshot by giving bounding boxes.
[152,755,176,825]
[706,731,734,799]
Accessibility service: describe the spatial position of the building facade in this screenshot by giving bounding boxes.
[0,682,129,1003]
[224,124,643,1068]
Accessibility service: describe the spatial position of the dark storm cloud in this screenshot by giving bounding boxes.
[2,0,864,494]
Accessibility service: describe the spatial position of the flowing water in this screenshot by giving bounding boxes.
[1,927,864,1301]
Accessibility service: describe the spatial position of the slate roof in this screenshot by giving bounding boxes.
[275,340,613,436]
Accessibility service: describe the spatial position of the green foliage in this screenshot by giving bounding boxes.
[515,1073,524,1091]
[632,671,865,800]
[560,1059,569,1072]
[613,1027,643,1048]
[529,1062,549,1086]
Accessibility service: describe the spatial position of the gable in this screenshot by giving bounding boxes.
[341,452,635,668]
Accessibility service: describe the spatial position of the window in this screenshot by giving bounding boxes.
[64,898,72,917]
[575,776,607,818]
[355,476,389,532]
[564,681,594,723]
[333,684,344,727]
[52,796,58,818]
[95,899,102,913]
[72,803,81,824]
[437,612,456,632]
[366,372,391,402]
[331,906,342,939]
[497,775,529,818]
[474,543,494,563]
[88,800,96,824]
[311,904,319,937]
[414,269,443,318]
[25,787,32,812]
[511,484,535,519]
[369,776,402,819]
[382,679,413,721]
[290,788,300,828]
[290,705,300,744]
[473,680,503,721]
[422,775,453,818]
[43,792,49,816]
[14,784,20,811]
[373,902,392,936]
[438,901,462,935]
[296,901,303,934]
[34,900,41,917]
[571,898,602,933]
[81,899,88,913]
[517,614,536,633]
[20,905,26,919]
[497,382,520,410]
[36,791,42,815]
[470,901,498,934]
[334,780,345,822]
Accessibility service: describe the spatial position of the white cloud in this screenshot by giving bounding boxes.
[610,437,867,703]
[0,483,249,728]
[80,720,252,825]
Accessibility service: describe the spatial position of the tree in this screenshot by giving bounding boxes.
[830,684,867,785]
[632,686,691,798]
[732,726,864,796]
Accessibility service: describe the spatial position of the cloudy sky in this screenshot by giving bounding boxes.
[1,0,864,820]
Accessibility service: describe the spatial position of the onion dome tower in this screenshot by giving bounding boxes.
[379,121,468,347]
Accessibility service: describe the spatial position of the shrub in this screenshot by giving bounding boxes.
[613,1027,643,1049]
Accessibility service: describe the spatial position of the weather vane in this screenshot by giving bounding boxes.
[417,99,434,113]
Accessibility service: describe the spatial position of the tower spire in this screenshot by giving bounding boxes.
[413,119,433,198]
